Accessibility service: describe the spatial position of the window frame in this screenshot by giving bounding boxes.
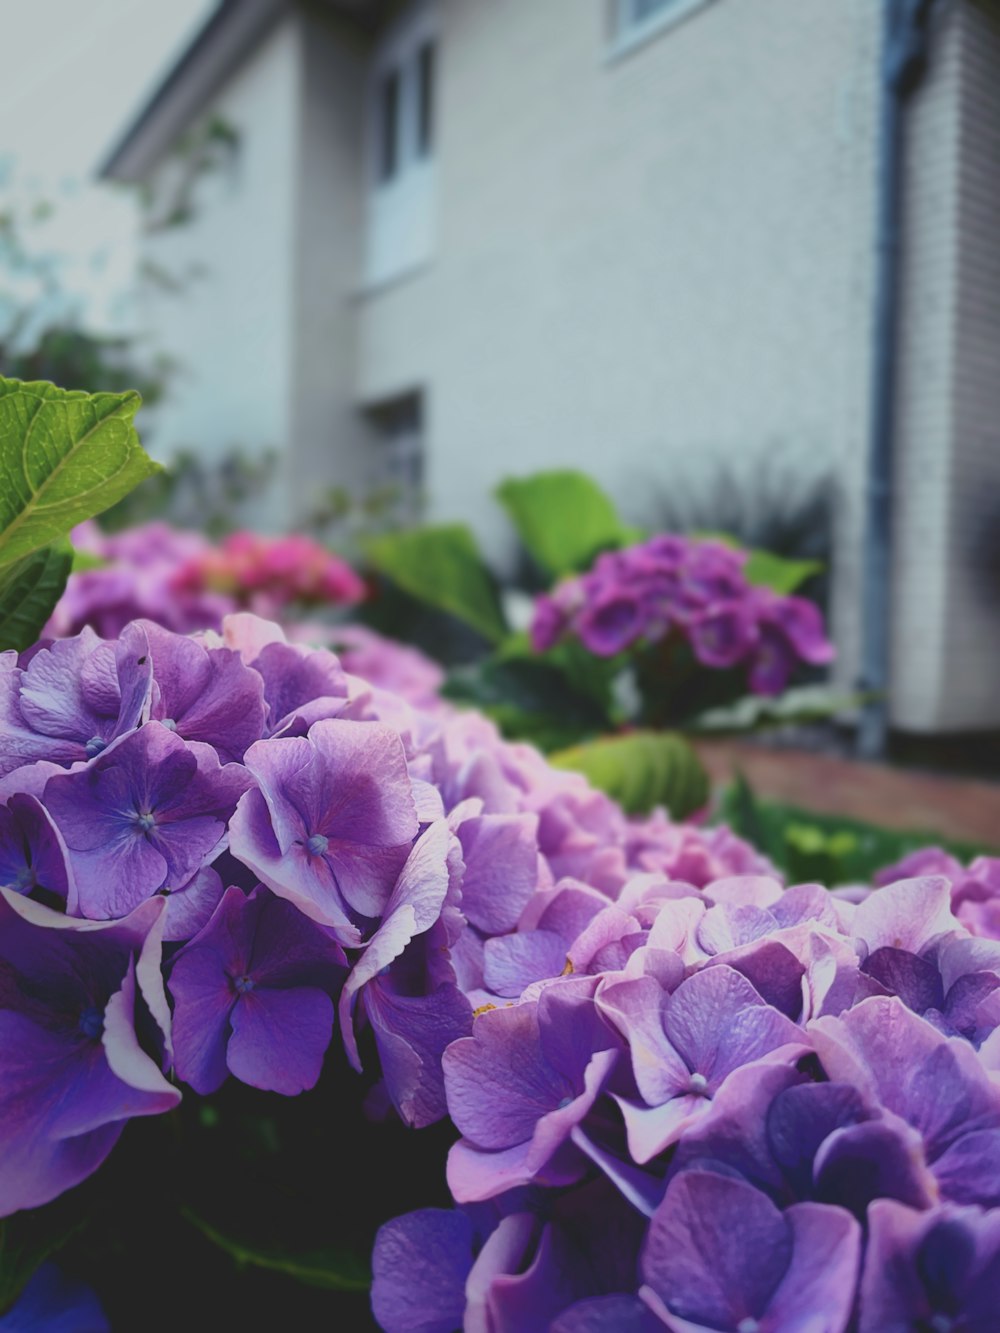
[363,3,439,291]
[608,0,715,62]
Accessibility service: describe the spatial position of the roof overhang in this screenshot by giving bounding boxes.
[100,0,385,182]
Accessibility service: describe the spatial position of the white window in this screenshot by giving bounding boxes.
[612,0,712,55]
[366,392,424,523]
[364,4,437,290]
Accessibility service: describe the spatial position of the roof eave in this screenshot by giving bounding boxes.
[100,0,289,183]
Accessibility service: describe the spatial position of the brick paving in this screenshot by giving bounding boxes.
[694,739,1000,848]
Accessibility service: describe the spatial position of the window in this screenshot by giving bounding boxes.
[378,69,401,181]
[366,392,424,523]
[364,5,438,289]
[612,0,712,53]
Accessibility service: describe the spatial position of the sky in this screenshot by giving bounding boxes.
[0,0,214,329]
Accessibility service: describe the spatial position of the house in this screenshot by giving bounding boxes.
[101,0,1000,739]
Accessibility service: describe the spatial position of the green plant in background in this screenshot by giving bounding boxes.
[361,469,839,821]
[718,772,992,884]
[0,375,160,651]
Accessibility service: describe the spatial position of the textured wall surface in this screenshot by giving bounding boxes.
[357,1,878,582]
[127,0,1000,730]
[891,0,1000,730]
[137,19,302,524]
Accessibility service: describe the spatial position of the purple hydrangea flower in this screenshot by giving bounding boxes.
[169,884,346,1094]
[529,533,833,698]
[811,996,1000,1208]
[0,890,178,1216]
[639,1170,860,1332]
[859,1199,1000,1332]
[598,964,804,1162]
[0,1264,109,1333]
[43,723,253,920]
[142,619,266,762]
[0,625,152,778]
[0,793,71,902]
[444,980,619,1202]
[228,718,419,941]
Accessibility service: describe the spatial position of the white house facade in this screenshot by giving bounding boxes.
[102,0,1000,736]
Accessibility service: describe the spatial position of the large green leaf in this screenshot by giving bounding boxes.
[0,538,73,651]
[692,531,822,595]
[550,730,710,818]
[365,524,507,644]
[495,470,640,576]
[180,1208,370,1292]
[742,548,822,595]
[0,376,161,568]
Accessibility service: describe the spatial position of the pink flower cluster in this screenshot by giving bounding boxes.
[45,521,232,639]
[172,530,367,618]
[531,535,834,695]
[46,522,367,642]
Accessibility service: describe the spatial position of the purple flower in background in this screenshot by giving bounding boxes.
[529,532,833,698]
[859,1199,1000,1333]
[0,890,178,1216]
[169,885,345,1095]
[747,624,797,695]
[0,1264,109,1333]
[755,591,835,666]
[530,581,582,654]
[640,1170,860,1333]
[228,719,419,940]
[43,723,252,920]
[689,603,758,669]
[577,591,643,656]
[0,625,152,778]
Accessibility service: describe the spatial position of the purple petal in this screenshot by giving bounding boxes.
[641,1171,791,1327]
[227,986,333,1094]
[371,1209,474,1333]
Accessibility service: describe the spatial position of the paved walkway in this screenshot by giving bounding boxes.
[694,739,1000,849]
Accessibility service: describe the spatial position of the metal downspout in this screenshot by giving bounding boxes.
[857,0,942,758]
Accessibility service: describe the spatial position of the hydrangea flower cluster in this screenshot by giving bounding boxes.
[0,612,769,1226]
[172,529,367,618]
[373,857,1000,1331]
[45,521,232,639]
[46,522,366,641]
[531,535,834,694]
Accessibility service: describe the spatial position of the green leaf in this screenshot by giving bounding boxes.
[0,376,161,568]
[742,548,822,595]
[444,651,614,752]
[365,524,507,643]
[180,1208,370,1292]
[550,730,710,818]
[71,548,106,572]
[495,470,640,576]
[722,770,773,861]
[0,538,73,652]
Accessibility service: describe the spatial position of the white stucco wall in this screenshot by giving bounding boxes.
[136,18,302,526]
[891,0,1000,731]
[355,0,881,664]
